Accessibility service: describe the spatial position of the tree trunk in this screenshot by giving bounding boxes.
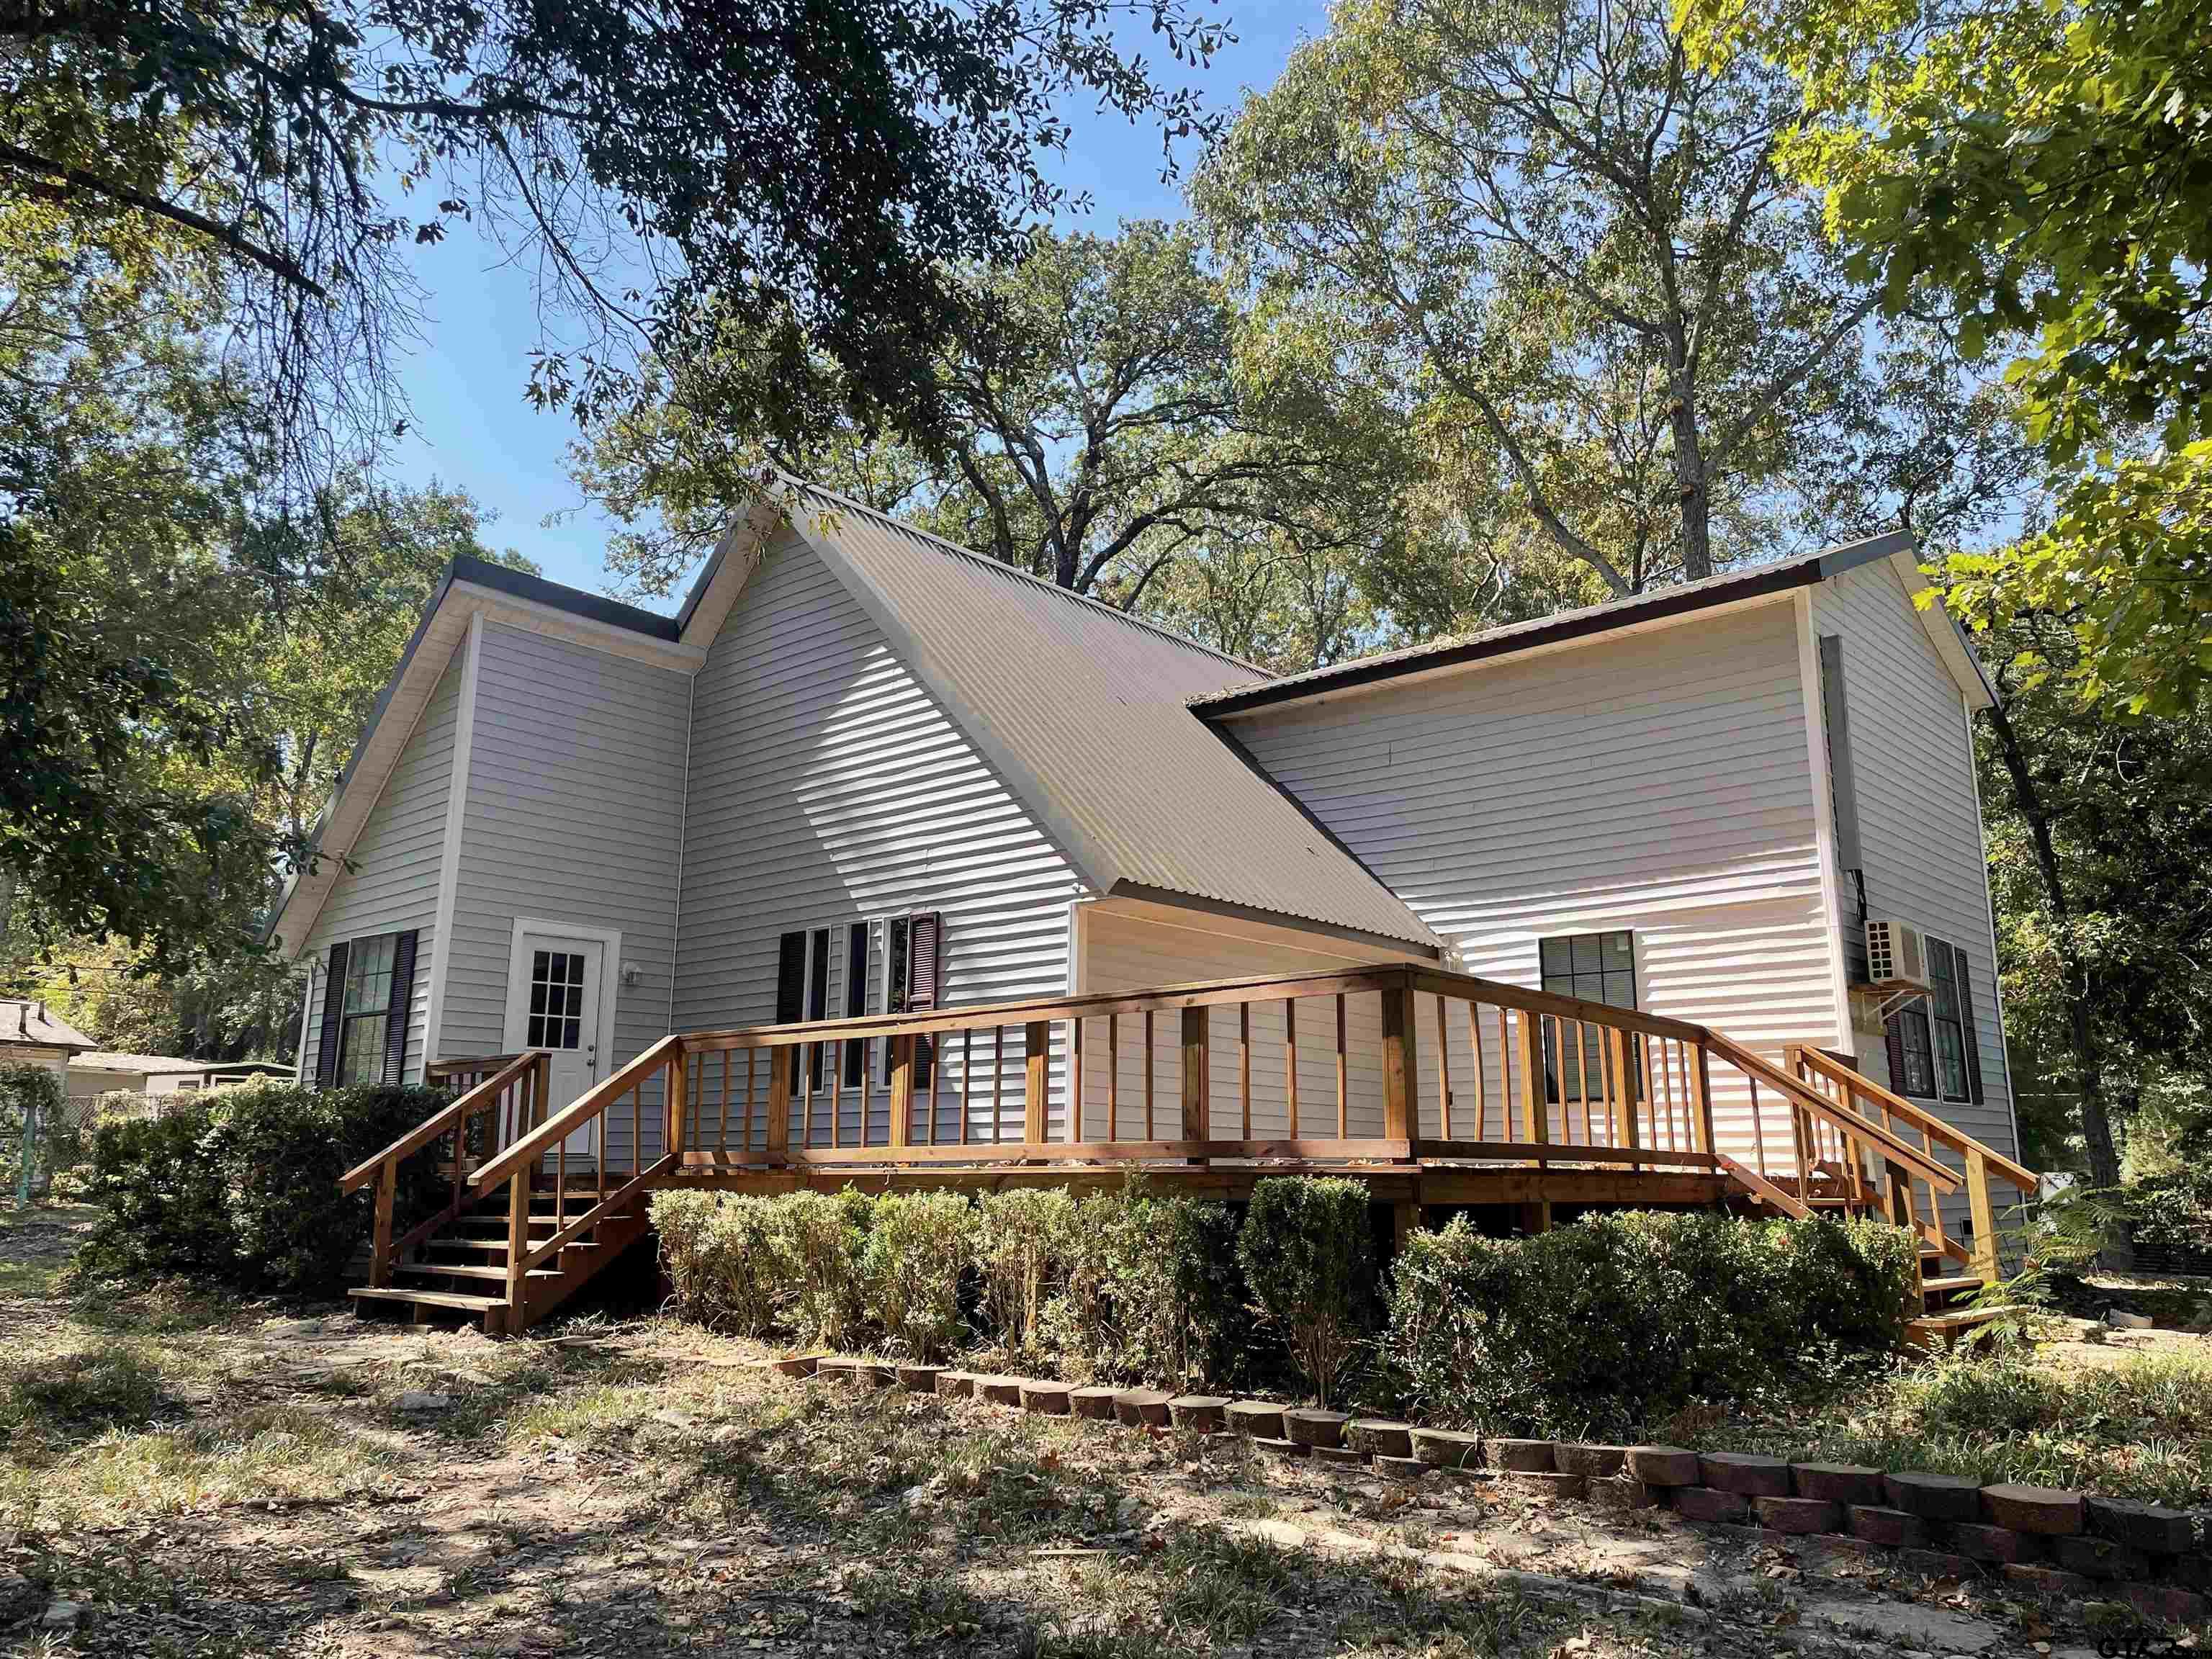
[1666,367,1713,583]
[1984,691,2130,1263]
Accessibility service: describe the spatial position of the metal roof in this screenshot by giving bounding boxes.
[780,477,1444,951]
[1192,531,1938,716]
[73,1051,210,1074]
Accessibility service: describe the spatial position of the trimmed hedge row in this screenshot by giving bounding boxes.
[71,1081,453,1293]
[655,1180,1915,1426]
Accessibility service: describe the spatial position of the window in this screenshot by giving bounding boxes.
[1884,936,1984,1103]
[526,948,588,1050]
[1887,1003,1938,1099]
[1925,938,1970,1101]
[1539,931,1638,1104]
[775,914,943,1100]
[319,930,418,1089]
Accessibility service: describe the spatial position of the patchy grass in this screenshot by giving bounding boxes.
[1722,1338,2212,1506]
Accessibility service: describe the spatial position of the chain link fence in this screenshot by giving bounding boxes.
[3,1076,144,1204]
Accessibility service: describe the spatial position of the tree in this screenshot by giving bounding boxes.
[1193,0,1903,598]
[1683,0,2212,713]
[572,222,1397,666]
[1969,599,2212,1218]
[3,0,1228,491]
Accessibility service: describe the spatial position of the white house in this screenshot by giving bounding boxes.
[270,476,2020,1214]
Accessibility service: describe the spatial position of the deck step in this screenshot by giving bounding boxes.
[1921,1274,1985,1296]
[399,1262,566,1284]
[349,1285,506,1313]
[423,1237,603,1256]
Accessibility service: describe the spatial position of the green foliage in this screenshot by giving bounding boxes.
[860,1192,974,1363]
[973,1189,1076,1364]
[775,1190,876,1352]
[0,1064,66,1195]
[71,1081,449,1293]
[647,1192,788,1336]
[1385,1212,1914,1437]
[1687,0,2212,711]
[1237,1177,1377,1406]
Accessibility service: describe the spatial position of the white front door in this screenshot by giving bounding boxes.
[517,933,604,1160]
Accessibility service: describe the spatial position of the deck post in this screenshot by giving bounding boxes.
[504,1167,529,1319]
[1516,1009,1547,1166]
[1966,1147,2000,1285]
[371,1160,396,1287]
[1606,1025,1638,1165]
[1380,974,1419,1157]
[665,1046,687,1163]
[1181,1007,1210,1149]
[1687,1041,1715,1155]
[766,1048,792,1164]
[889,1035,913,1149]
[1391,1196,1421,1252]
[1023,1020,1050,1147]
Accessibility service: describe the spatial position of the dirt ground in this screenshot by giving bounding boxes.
[0,1208,2170,1658]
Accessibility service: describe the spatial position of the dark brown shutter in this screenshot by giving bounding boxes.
[842,923,868,1089]
[381,930,418,1087]
[1884,1010,1908,1100]
[1954,944,1986,1105]
[775,931,805,1097]
[906,912,942,1089]
[315,941,350,1087]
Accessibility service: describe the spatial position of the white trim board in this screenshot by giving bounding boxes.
[1796,589,1856,1054]
[421,611,482,1066]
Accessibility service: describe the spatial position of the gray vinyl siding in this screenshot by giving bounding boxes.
[673,529,1084,1149]
[1225,598,1838,1166]
[441,620,691,1168]
[297,651,462,1085]
[1810,560,2018,1182]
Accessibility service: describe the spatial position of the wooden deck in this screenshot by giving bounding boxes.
[338,965,2038,1337]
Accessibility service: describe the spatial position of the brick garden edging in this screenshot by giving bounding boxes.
[772,1353,2211,1628]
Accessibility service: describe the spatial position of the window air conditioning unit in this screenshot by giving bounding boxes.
[1863,918,1932,992]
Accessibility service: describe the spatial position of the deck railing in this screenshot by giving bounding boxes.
[1788,1044,2039,1283]
[338,1051,549,1288]
[368,968,2023,1309]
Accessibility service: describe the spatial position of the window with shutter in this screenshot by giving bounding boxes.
[1925,936,1971,1102]
[1885,1002,1938,1098]
[315,941,351,1087]
[317,931,417,1087]
[1951,944,1987,1105]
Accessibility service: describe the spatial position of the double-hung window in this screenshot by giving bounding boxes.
[1884,935,1984,1104]
[774,912,943,1100]
[315,929,418,1088]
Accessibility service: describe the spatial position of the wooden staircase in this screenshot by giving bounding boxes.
[348,1174,652,1336]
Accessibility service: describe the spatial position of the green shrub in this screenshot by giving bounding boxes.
[1238,1177,1377,1406]
[0,1063,67,1197]
[1053,1182,1247,1390]
[778,1189,875,1349]
[861,1192,974,1361]
[71,1080,451,1294]
[1385,1210,1914,1437]
[974,1188,1076,1363]
[650,1192,788,1336]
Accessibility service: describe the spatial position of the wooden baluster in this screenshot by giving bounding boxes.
[1238,1003,1251,1141]
[1023,1020,1049,1146]
[1284,997,1299,1142]
[372,1161,396,1287]
[1467,1002,1487,1141]
[1516,1007,1547,1168]
[765,1048,791,1166]
[1571,1018,1591,1146]
[961,1030,974,1146]
[930,1028,942,1146]
[1640,1032,1660,1150]
[742,1050,756,1159]
[666,1048,688,1166]
[557,1134,566,1238]
[1335,994,1349,1139]
[719,1051,732,1162]
[1498,1003,1515,1132]
[994,1027,1005,1143]
[1182,1007,1210,1149]
[1689,1042,1715,1156]
[1069,1020,1082,1146]
[631,1081,642,1177]
[830,1032,843,1147]
[1143,1012,1155,1140]
[1434,994,1452,1142]
[1107,1015,1120,1143]
[1749,1074,1768,1178]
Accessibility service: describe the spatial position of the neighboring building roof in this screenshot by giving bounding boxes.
[768,476,1444,951]
[72,1051,207,1076]
[1192,530,1994,717]
[0,1000,95,1052]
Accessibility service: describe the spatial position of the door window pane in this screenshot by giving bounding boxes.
[527,950,587,1050]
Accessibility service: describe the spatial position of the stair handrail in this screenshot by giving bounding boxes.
[469,1033,683,1196]
[1700,1030,1959,1194]
[339,1051,538,1193]
[1789,1046,2038,1192]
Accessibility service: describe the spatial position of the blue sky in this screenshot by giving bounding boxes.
[382,2,1324,608]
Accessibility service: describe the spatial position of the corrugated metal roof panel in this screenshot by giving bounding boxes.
[781,478,1441,950]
